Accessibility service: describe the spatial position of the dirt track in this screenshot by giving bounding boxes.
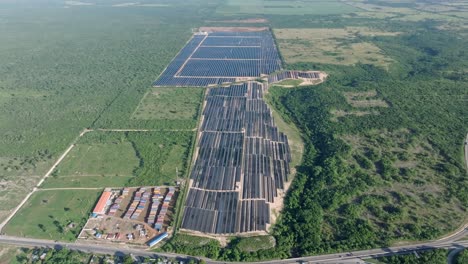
[465,133,468,171]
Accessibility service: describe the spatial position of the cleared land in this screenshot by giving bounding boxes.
[274,27,396,68]
[235,235,275,252]
[41,131,193,188]
[132,87,204,123]
[343,90,390,108]
[3,189,101,241]
[330,90,389,121]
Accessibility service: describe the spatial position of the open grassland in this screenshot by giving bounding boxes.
[53,142,139,177]
[4,190,101,241]
[217,0,359,15]
[343,90,390,108]
[274,27,395,68]
[343,0,468,25]
[0,175,41,223]
[132,87,204,126]
[233,235,275,252]
[0,245,20,264]
[160,234,222,259]
[41,131,194,188]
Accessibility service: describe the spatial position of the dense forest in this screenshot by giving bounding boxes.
[268,24,467,257]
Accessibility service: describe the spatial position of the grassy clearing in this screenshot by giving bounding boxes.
[41,130,194,188]
[0,175,42,223]
[234,235,275,252]
[274,28,395,68]
[0,245,21,263]
[53,141,139,177]
[160,234,221,259]
[41,175,133,189]
[271,79,303,87]
[343,90,390,108]
[330,109,377,121]
[132,87,204,123]
[265,92,304,171]
[4,190,101,241]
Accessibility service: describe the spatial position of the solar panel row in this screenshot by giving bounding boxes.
[153,31,282,87]
[181,81,291,234]
[201,37,262,47]
[192,47,261,59]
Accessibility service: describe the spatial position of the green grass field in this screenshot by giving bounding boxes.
[54,142,139,177]
[41,175,133,189]
[41,130,194,188]
[234,236,275,252]
[132,87,204,123]
[4,190,101,241]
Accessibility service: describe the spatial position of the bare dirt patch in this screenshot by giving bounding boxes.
[78,217,158,246]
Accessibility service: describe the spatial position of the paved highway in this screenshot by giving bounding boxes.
[0,227,466,264]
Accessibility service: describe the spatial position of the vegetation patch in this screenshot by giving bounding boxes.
[343,90,390,108]
[4,189,101,241]
[233,236,275,252]
[340,129,465,238]
[454,249,468,264]
[330,109,377,121]
[43,131,194,188]
[274,28,395,68]
[271,79,303,87]
[161,234,222,259]
[132,87,204,124]
[370,248,447,264]
[0,175,42,222]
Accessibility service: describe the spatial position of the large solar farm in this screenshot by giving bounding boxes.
[151,27,304,236]
[153,27,282,87]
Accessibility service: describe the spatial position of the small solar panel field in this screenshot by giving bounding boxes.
[153,30,282,87]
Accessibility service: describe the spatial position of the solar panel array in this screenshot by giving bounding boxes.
[181,82,291,234]
[153,31,282,87]
[268,70,321,84]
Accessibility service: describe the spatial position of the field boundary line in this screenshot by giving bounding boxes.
[464,133,468,171]
[0,128,90,232]
[172,88,208,234]
[37,188,104,191]
[129,88,151,119]
[47,174,134,178]
[94,128,196,132]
